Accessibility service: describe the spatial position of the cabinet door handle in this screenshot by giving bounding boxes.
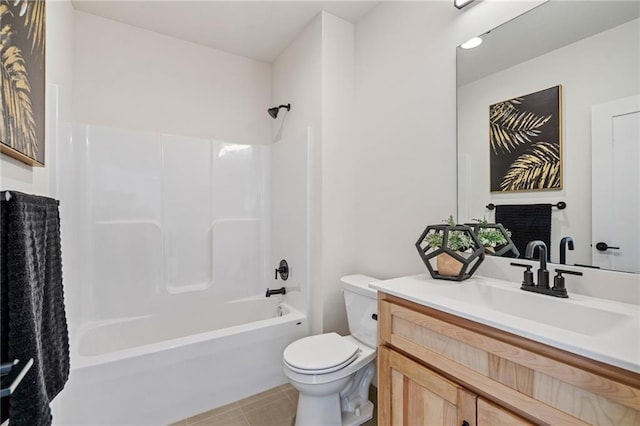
[461,421,470,426]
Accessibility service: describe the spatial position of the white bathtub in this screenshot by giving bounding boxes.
[52,298,307,425]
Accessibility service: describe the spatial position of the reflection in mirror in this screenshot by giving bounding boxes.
[456,1,640,273]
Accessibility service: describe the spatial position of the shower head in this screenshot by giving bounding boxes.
[268,103,291,119]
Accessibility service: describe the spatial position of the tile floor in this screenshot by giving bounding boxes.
[171,384,378,426]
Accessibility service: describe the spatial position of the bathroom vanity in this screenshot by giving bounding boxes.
[372,275,640,425]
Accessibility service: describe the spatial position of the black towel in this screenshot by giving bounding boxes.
[1,191,70,426]
[495,204,552,260]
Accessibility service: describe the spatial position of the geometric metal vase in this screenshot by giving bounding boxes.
[415,224,485,281]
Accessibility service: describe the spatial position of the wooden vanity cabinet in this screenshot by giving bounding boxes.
[379,346,477,425]
[379,346,532,426]
[378,292,640,426]
[477,398,533,426]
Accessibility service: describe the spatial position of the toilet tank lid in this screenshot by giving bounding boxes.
[341,274,379,297]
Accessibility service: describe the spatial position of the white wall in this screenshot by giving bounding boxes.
[354,2,455,280]
[271,13,324,333]
[270,12,358,335]
[0,0,74,196]
[320,13,357,335]
[351,1,542,280]
[72,11,271,145]
[458,18,640,265]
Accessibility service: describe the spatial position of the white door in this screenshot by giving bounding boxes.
[592,95,640,273]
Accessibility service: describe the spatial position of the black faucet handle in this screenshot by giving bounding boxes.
[552,269,581,298]
[554,268,583,276]
[510,262,532,270]
[510,262,535,287]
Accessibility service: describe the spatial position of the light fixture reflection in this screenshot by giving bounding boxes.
[454,0,475,9]
[461,37,483,50]
[218,144,252,158]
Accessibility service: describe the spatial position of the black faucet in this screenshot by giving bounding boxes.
[265,287,286,297]
[559,237,574,265]
[525,240,549,289]
[518,240,577,298]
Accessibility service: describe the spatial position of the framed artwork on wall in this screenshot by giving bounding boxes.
[489,85,562,192]
[0,0,46,167]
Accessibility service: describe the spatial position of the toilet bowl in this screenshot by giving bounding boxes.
[283,275,378,426]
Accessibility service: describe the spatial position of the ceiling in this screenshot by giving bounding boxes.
[71,1,380,63]
[457,1,640,86]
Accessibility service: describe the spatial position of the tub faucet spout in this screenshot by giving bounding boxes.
[265,287,286,297]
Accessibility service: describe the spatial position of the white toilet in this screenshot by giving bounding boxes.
[283,274,379,426]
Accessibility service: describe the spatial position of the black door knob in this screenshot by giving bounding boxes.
[595,242,620,251]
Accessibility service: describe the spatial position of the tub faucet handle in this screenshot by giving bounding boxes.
[275,259,289,280]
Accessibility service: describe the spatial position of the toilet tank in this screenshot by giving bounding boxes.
[341,274,379,348]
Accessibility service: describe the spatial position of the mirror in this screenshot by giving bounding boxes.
[456,1,640,273]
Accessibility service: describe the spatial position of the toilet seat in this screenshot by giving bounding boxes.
[283,332,360,375]
[284,351,359,375]
[284,336,377,386]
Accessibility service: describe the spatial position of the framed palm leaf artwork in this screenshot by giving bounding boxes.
[489,85,562,192]
[0,0,46,167]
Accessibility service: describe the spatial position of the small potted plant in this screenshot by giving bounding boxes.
[416,215,485,281]
[423,216,473,276]
[466,217,519,257]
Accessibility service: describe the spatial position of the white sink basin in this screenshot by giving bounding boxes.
[429,281,632,335]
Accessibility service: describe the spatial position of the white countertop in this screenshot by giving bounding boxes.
[370,274,640,374]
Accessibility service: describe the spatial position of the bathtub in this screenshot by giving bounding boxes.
[52,298,307,425]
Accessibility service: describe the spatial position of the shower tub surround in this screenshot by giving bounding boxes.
[52,125,311,424]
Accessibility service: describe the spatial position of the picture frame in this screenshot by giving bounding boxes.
[0,0,47,167]
[489,85,562,192]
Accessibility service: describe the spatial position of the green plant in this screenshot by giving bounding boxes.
[472,217,511,253]
[423,215,474,251]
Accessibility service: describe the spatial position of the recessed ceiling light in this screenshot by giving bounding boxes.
[461,37,483,49]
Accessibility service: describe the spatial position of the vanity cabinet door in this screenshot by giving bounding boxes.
[379,346,476,426]
[477,398,533,426]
